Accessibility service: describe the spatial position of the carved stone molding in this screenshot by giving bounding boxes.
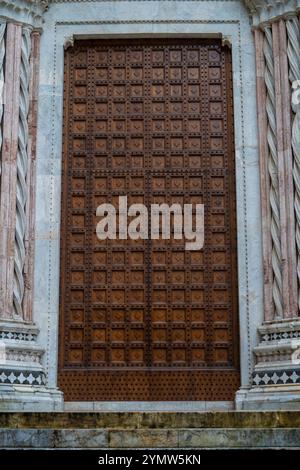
[0,328,37,342]
[0,321,63,411]
[252,321,300,388]
[0,321,45,386]
[0,369,46,385]
[237,320,300,408]
[260,320,300,341]
[253,369,300,385]
[0,319,63,410]
[63,34,74,50]
[0,1,49,28]
[244,0,300,27]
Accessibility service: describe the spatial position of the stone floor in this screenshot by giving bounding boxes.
[0,412,300,449]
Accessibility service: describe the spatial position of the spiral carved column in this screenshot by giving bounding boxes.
[238,1,300,409]
[0,1,62,411]
[286,18,300,84]
[13,27,31,318]
[0,19,53,409]
[263,26,284,319]
[252,18,300,325]
[287,17,300,312]
[0,22,5,160]
[0,23,22,319]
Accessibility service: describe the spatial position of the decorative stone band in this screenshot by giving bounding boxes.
[253,369,300,386]
[259,321,300,342]
[1,349,42,363]
[0,321,45,390]
[261,329,300,342]
[0,1,49,29]
[0,369,46,386]
[245,0,300,28]
[252,319,300,394]
[0,329,37,342]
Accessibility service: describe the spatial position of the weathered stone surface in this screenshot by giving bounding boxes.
[178,428,300,448]
[1,411,300,429]
[109,429,179,449]
[0,429,54,448]
[0,412,299,448]
[0,425,300,449]
[53,429,107,448]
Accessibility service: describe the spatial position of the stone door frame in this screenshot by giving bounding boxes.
[33,2,262,408]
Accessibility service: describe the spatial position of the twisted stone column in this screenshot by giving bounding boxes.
[287,17,300,312]
[237,2,300,410]
[0,1,63,412]
[0,22,5,164]
[292,82,300,311]
[13,28,31,318]
[0,23,22,319]
[287,18,300,84]
[263,26,283,319]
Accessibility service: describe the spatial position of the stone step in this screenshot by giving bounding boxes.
[0,412,300,449]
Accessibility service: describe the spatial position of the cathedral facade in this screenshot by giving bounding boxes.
[0,0,300,413]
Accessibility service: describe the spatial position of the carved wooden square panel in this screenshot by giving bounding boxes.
[59,39,239,401]
[95,67,108,80]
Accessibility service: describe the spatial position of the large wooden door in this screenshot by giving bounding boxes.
[59,39,240,401]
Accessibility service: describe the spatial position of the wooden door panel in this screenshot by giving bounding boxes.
[59,39,240,401]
